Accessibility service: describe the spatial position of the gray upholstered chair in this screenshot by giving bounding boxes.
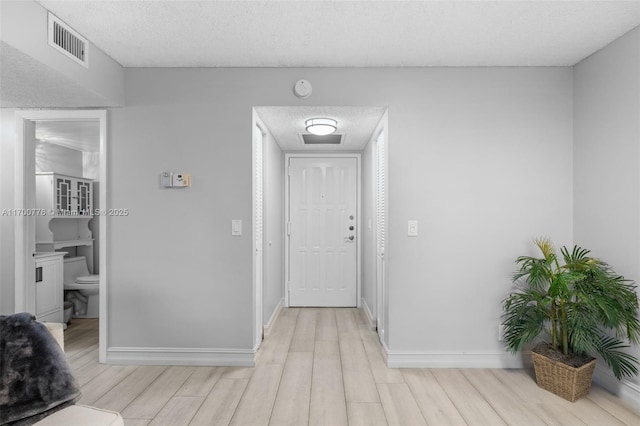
[0,313,123,426]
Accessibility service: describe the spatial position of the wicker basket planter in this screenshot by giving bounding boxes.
[531,350,597,402]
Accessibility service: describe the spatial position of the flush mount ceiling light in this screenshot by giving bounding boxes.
[305,118,337,136]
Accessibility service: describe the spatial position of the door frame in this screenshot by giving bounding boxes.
[252,121,265,350]
[15,109,108,362]
[373,121,388,344]
[284,153,362,308]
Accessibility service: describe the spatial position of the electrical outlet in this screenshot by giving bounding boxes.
[498,324,505,341]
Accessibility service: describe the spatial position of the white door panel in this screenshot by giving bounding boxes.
[288,157,357,307]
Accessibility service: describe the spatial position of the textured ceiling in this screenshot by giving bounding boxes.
[36,0,640,67]
[255,106,386,151]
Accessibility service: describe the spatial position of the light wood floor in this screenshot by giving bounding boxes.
[64,308,640,426]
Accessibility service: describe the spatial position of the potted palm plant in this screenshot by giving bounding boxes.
[502,237,640,401]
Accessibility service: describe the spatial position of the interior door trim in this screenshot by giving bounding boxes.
[14,109,108,363]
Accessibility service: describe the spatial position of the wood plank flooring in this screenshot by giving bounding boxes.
[64,309,640,426]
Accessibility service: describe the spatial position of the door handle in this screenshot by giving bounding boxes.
[345,235,355,242]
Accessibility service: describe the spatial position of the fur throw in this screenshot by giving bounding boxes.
[0,313,81,425]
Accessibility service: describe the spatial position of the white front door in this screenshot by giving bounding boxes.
[288,157,358,307]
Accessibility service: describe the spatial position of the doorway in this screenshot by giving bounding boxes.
[15,110,108,362]
[286,155,360,307]
[252,106,387,341]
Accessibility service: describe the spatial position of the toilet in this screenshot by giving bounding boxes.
[63,256,99,318]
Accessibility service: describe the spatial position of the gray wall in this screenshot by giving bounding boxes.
[574,26,640,389]
[107,67,573,354]
[386,68,573,351]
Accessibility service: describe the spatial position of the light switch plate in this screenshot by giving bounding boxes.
[232,220,242,236]
[408,220,418,237]
[161,172,172,187]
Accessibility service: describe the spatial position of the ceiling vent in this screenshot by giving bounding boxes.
[48,13,89,67]
[302,134,343,145]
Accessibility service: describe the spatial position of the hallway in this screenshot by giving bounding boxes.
[65,308,640,425]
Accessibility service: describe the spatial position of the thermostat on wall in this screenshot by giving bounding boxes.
[161,172,191,188]
[172,173,191,187]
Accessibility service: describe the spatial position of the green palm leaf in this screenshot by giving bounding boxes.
[592,336,639,380]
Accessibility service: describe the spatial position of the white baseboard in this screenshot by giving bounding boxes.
[381,340,390,364]
[593,364,640,412]
[384,347,530,369]
[106,347,255,366]
[263,298,284,337]
[383,346,639,409]
[360,298,376,330]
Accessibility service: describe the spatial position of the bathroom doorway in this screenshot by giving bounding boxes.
[15,110,108,362]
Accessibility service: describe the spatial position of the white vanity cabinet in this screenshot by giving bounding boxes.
[34,252,65,323]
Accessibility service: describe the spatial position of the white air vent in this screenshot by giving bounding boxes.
[301,134,343,145]
[48,13,89,67]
